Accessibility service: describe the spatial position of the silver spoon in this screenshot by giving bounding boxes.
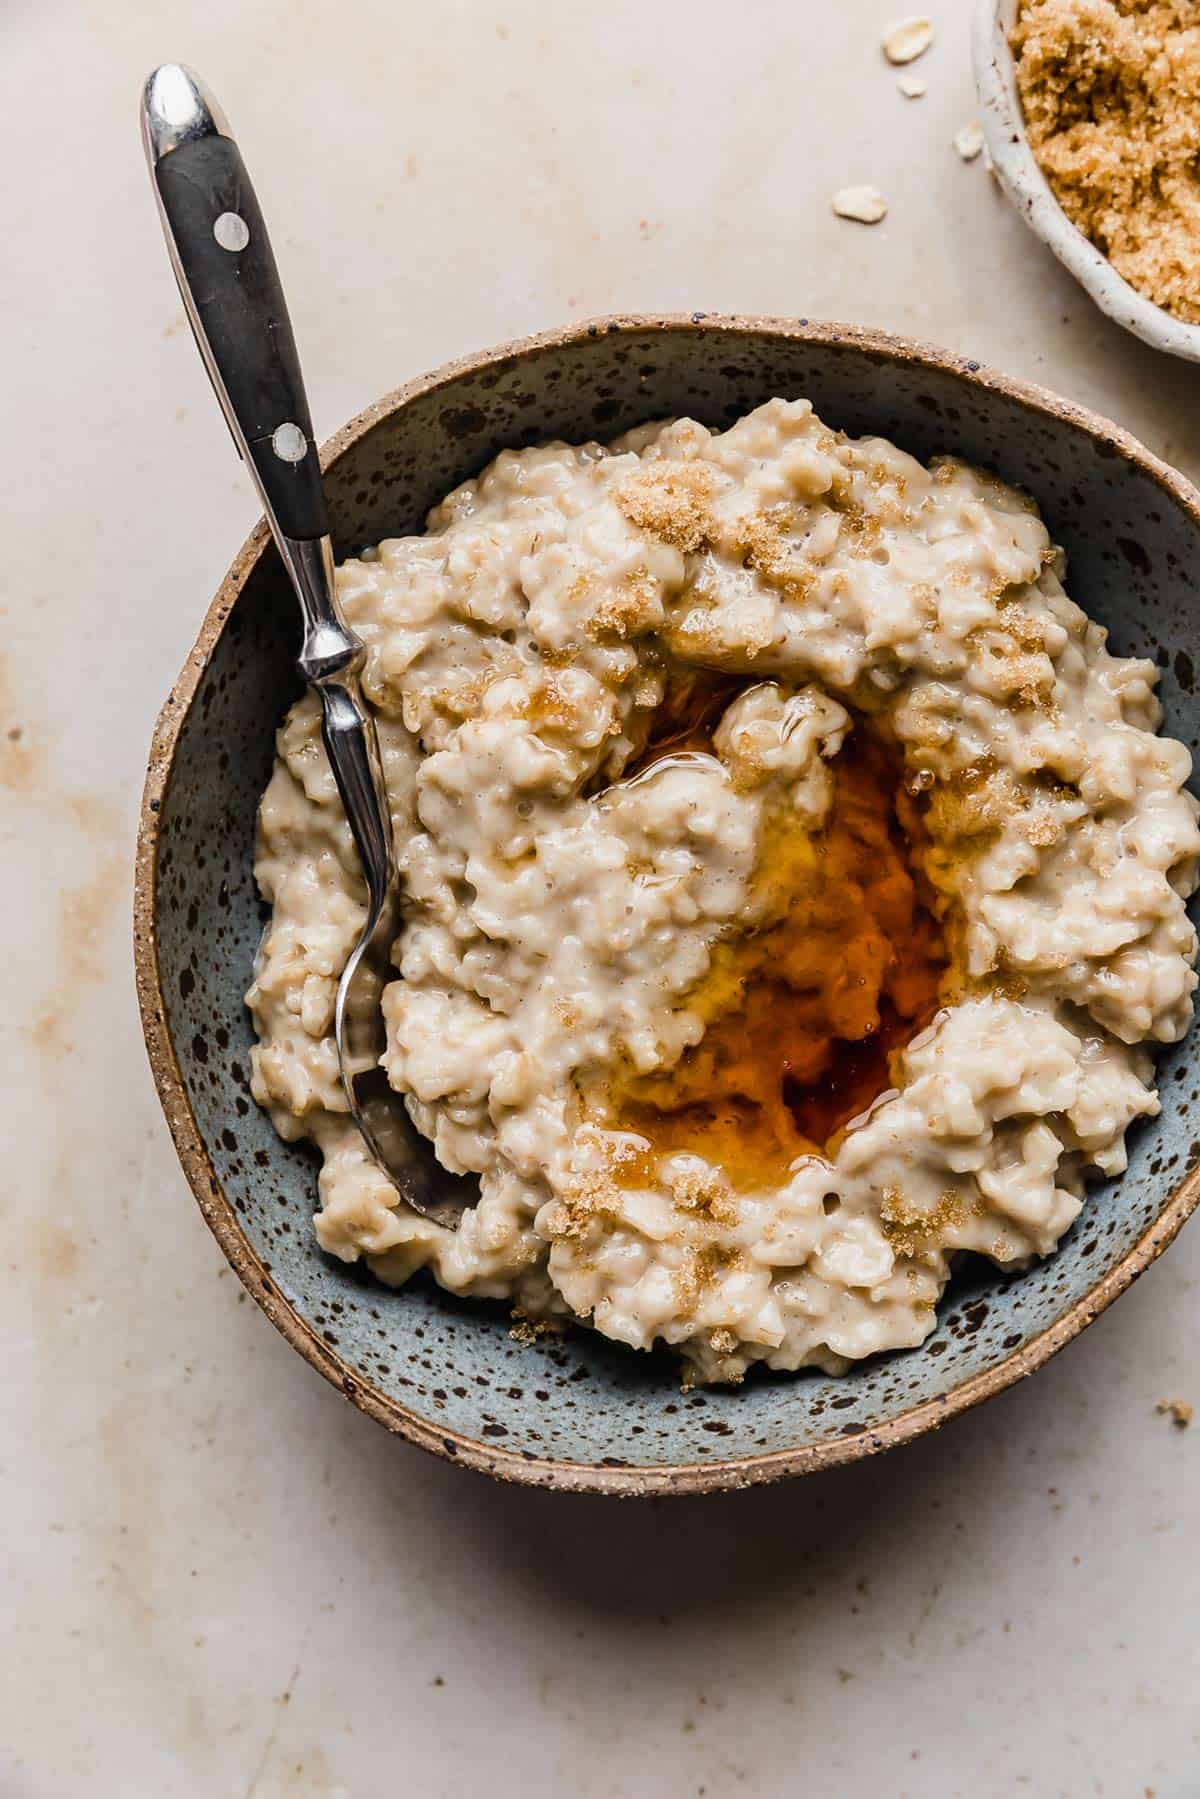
[142,64,472,1229]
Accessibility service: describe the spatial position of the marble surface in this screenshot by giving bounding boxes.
[5,1,1200,1793]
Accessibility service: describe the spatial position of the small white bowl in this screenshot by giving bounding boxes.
[974,0,1200,362]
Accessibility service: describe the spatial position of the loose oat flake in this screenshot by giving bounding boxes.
[954,122,985,161]
[882,16,934,64]
[898,74,927,98]
[832,185,888,224]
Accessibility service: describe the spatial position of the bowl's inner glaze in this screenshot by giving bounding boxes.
[154,323,1200,1473]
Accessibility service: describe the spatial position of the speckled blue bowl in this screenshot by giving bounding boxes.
[134,315,1200,1494]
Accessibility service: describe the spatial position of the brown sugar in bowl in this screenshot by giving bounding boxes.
[975,0,1200,361]
[134,315,1200,1494]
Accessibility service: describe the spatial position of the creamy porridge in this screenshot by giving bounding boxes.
[247,399,1200,1385]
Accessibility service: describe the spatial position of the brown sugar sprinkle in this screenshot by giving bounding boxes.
[524,673,583,733]
[1012,0,1200,324]
[420,649,523,722]
[545,1166,624,1241]
[664,1160,738,1225]
[920,760,1080,897]
[1024,810,1063,848]
[509,1307,563,1345]
[880,1184,968,1257]
[1156,1397,1193,1429]
[993,971,1031,1001]
[579,568,661,642]
[731,507,823,605]
[521,671,621,742]
[615,462,721,552]
[675,1241,745,1310]
[546,1128,669,1242]
[921,755,1027,844]
[997,608,1048,653]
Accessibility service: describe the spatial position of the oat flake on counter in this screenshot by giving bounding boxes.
[954,122,985,162]
[832,184,888,223]
[882,15,934,63]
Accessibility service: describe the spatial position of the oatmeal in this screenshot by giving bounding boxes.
[248,399,1200,1385]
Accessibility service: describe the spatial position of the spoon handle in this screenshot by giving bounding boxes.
[142,64,327,543]
[141,64,394,915]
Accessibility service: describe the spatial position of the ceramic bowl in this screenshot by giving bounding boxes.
[135,314,1200,1495]
[974,0,1200,363]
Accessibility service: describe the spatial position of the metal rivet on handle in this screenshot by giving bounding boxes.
[271,422,307,463]
[213,210,250,252]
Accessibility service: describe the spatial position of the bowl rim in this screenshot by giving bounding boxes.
[973,0,1200,363]
[134,310,1200,1496]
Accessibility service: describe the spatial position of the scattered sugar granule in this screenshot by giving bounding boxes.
[882,16,934,63]
[1157,1398,1193,1430]
[832,185,888,224]
[954,122,985,161]
[898,74,927,98]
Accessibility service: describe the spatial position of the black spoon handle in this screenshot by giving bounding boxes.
[142,65,328,542]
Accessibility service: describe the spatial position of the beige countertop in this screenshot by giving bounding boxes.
[5,1,1200,1793]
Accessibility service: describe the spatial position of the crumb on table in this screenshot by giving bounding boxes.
[1156,1397,1193,1429]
